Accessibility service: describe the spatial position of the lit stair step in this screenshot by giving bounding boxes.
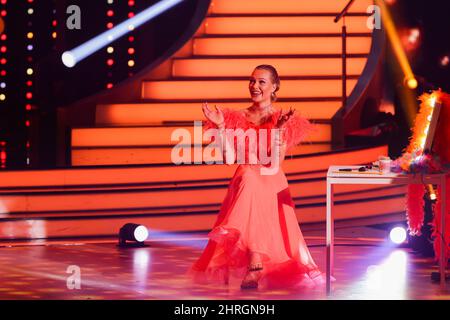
[11,184,406,218]
[96,102,342,126]
[204,16,371,35]
[0,146,386,187]
[210,0,374,14]
[71,144,333,166]
[0,172,396,213]
[141,79,357,100]
[0,196,404,239]
[71,123,331,147]
[172,57,367,77]
[193,36,372,56]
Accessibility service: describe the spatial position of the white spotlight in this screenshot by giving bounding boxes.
[61,0,185,68]
[389,226,407,244]
[118,223,149,247]
[62,51,76,68]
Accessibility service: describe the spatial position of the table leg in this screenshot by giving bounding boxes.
[440,175,447,290]
[326,180,334,295]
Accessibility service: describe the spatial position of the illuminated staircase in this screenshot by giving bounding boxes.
[71,0,375,166]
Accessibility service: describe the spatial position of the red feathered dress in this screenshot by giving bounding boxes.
[190,108,324,289]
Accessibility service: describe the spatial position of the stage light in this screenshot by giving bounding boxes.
[405,77,418,89]
[27,8,33,15]
[128,47,135,54]
[26,68,33,75]
[407,28,420,44]
[128,60,135,67]
[61,0,185,68]
[27,44,33,51]
[0,93,5,101]
[62,52,76,68]
[426,184,437,201]
[390,226,407,245]
[118,223,149,247]
[440,55,449,67]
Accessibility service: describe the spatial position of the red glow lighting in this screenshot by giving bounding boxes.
[107,59,114,66]
[0,46,6,53]
[26,81,33,86]
[408,28,420,44]
[0,70,5,76]
[1,34,6,41]
[128,0,135,6]
[128,12,135,18]
[0,58,6,64]
[26,92,32,99]
[128,36,135,42]
[128,48,135,55]
[1,10,6,17]
[106,83,113,89]
[26,104,32,110]
[440,55,449,67]
[107,22,114,29]
[107,10,114,17]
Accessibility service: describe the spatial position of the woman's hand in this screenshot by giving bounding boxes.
[276,107,295,128]
[202,102,224,127]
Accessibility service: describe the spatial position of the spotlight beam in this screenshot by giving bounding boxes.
[375,0,416,87]
[62,0,185,68]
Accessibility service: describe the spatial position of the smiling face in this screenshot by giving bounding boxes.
[249,68,277,105]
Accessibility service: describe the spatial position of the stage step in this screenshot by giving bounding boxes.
[141,79,357,100]
[172,57,367,78]
[2,177,397,213]
[209,0,373,15]
[204,16,371,35]
[71,143,333,166]
[95,101,342,126]
[71,123,331,149]
[192,36,371,56]
[0,146,387,188]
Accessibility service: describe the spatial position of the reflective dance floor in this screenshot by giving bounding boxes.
[0,226,449,300]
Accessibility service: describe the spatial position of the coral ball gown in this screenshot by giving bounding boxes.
[190,108,324,288]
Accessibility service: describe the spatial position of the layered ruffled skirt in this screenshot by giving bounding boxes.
[190,164,324,289]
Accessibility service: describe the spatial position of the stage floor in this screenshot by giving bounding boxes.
[0,228,449,300]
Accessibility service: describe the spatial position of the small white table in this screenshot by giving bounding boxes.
[326,165,448,295]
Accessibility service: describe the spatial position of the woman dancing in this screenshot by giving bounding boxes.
[190,65,325,289]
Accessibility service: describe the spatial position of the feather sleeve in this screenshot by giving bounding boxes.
[282,113,315,150]
[202,108,246,131]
